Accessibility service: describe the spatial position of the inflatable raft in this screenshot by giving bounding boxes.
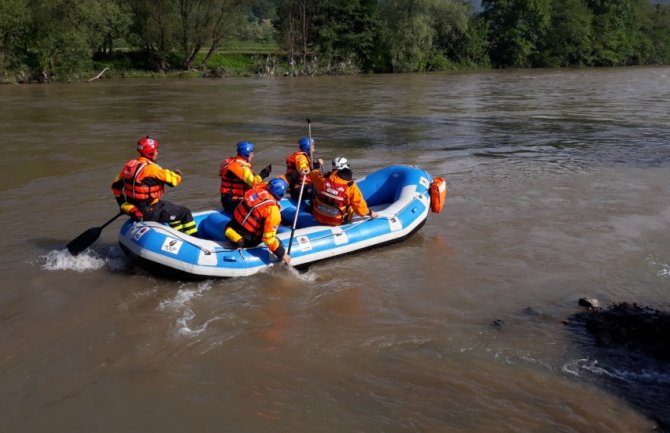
[118,164,446,279]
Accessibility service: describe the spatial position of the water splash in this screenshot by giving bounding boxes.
[158,281,220,337]
[39,246,127,273]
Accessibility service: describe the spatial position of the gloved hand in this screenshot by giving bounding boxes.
[127,206,144,222]
[121,202,143,221]
[259,163,272,179]
[314,159,323,169]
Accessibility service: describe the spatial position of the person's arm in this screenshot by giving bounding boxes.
[262,206,290,264]
[296,153,310,175]
[144,163,182,187]
[111,170,125,206]
[111,169,143,220]
[230,162,261,188]
[349,183,378,218]
[307,169,324,187]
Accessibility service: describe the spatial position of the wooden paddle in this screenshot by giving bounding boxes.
[66,212,124,256]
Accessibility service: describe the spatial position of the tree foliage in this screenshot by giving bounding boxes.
[1,0,670,80]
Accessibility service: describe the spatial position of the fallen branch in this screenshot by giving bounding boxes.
[87,67,109,82]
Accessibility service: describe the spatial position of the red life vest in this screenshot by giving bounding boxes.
[286,151,312,182]
[220,156,251,198]
[121,159,164,206]
[233,187,277,235]
[312,175,350,225]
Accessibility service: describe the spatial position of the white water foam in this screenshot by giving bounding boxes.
[158,281,221,337]
[39,246,128,273]
[646,255,670,278]
[563,358,670,384]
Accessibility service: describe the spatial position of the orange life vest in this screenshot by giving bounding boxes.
[233,187,278,236]
[121,159,164,206]
[312,175,350,225]
[220,156,251,198]
[429,177,447,213]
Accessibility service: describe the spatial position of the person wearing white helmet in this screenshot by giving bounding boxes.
[307,158,379,226]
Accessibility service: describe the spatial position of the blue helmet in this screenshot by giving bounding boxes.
[236,141,255,158]
[297,137,314,153]
[267,177,288,199]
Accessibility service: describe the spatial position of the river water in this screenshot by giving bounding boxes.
[1,67,669,432]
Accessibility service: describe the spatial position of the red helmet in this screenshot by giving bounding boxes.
[137,136,158,159]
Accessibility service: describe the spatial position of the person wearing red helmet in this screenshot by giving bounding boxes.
[219,140,272,213]
[111,136,197,236]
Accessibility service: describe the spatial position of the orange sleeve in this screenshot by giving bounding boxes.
[308,169,325,190]
[295,154,310,173]
[229,161,261,188]
[261,205,282,253]
[347,183,370,217]
[142,163,182,187]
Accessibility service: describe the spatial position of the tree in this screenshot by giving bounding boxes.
[274,0,321,65]
[425,0,492,67]
[378,0,435,72]
[482,0,551,68]
[0,0,30,72]
[537,0,593,67]
[647,4,670,63]
[315,0,380,71]
[127,0,180,71]
[586,0,650,65]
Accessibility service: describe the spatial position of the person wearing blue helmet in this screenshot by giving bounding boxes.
[224,177,291,264]
[285,137,323,201]
[219,140,272,212]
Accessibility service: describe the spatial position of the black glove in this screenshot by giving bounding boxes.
[313,160,321,169]
[259,163,272,179]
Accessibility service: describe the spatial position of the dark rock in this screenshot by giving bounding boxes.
[573,302,670,362]
[491,319,505,328]
[578,297,600,309]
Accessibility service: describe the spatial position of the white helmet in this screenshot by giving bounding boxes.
[332,156,349,170]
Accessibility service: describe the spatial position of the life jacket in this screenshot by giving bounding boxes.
[233,187,278,236]
[220,156,251,198]
[121,159,164,206]
[312,174,351,225]
[285,151,312,183]
[429,177,447,213]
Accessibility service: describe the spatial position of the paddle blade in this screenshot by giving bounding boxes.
[66,227,103,256]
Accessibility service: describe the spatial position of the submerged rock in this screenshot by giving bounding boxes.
[571,302,670,362]
[567,301,670,432]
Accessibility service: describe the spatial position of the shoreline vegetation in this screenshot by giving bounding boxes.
[1,0,669,84]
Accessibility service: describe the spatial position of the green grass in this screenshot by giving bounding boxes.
[220,39,280,54]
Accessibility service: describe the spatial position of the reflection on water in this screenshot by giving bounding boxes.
[1,66,669,432]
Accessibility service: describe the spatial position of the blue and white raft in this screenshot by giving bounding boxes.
[118,164,446,279]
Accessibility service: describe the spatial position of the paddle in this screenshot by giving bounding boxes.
[66,212,124,256]
[306,118,313,169]
[287,175,307,256]
[287,119,312,256]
